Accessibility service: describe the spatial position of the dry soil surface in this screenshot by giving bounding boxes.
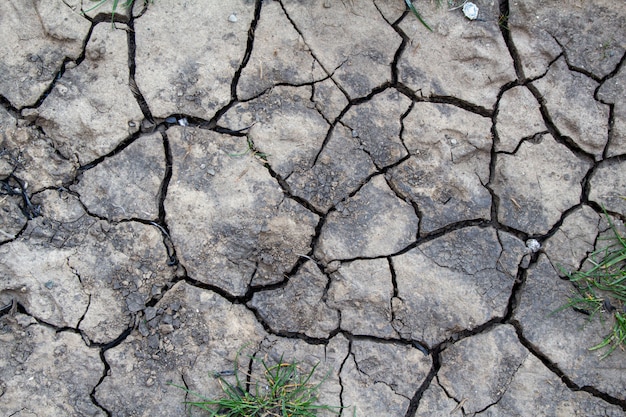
[1,0,626,416]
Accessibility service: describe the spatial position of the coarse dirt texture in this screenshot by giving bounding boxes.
[1,0,625,416]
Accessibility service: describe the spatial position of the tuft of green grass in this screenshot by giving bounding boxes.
[405,0,433,32]
[170,352,344,417]
[558,209,626,359]
[84,0,132,15]
[84,0,153,21]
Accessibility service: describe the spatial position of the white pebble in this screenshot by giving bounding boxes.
[228,14,238,23]
[463,2,479,20]
[526,239,541,253]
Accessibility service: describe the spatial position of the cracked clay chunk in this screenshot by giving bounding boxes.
[341,339,432,416]
[495,86,546,153]
[95,281,267,417]
[25,24,143,165]
[0,190,174,344]
[249,260,339,339]
[0,107,77,193]
[134,0,254,119]
[165,126,318,296]
[0,317,105,416]
[437,325,529,415]
[598,63,626,157]
[287,124,377,212]
[589,157,626,217]
[315,175,418,262]
[515,254,626,401]
[398,1,515,109]
[417,324,625,416]
[237,1,327,100]
[532,57,609,160]
[341,89,410,169]
[388,102,492,233]
[221,86,329,179]
[491,133,591,235]
[327,258,397,338]
[392,227,526,347]
[74,132,165,221]
[0,0,90,108]
[510,0,625,80]
[281,0,401,98]
[542,205,601,274]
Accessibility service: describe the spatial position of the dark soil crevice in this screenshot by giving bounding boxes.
[395,83,493,118]
[404,348,441,417]
[230,0,263,101]
[126,9,154,122]
[525,78,599,163]
[276,0,351,103]
[497,0,525,81]
[89,324,134,417]
[21,22,97,112]
[0,173,41,220]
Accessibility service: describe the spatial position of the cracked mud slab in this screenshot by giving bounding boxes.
[1,1,625,416]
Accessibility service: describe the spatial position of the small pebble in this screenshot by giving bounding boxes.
[228,14,238,23]
[463,2,479,20]
[526,239,541,253]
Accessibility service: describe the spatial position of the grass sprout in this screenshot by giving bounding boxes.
[84,0,153,21]
[558,209,626,359]
[228,137,269,163]
[170,352,343,417]
[405,0,433,32]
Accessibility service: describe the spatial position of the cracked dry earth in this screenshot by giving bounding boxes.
[1,0,626,416]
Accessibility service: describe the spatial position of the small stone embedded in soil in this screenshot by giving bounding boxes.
[525,239,540,252]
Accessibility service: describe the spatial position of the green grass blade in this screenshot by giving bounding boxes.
[405,0,433,32]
